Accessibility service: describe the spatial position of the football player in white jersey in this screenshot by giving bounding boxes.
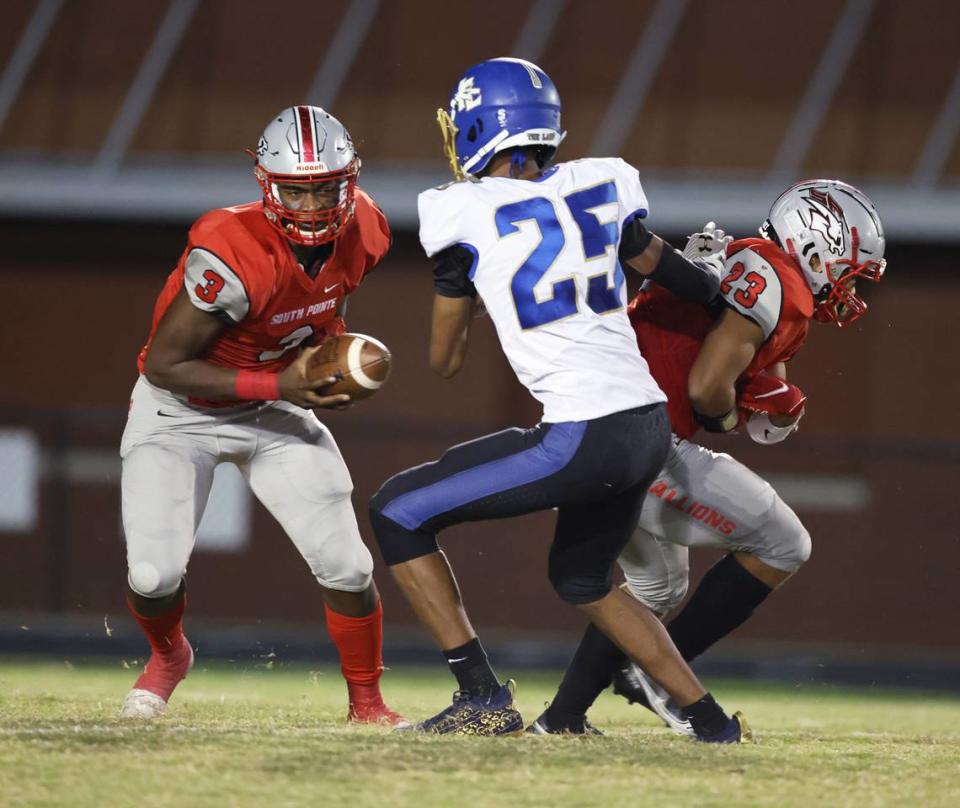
[369,58,749,741]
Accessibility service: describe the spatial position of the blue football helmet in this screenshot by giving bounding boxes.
[437,57,566,178]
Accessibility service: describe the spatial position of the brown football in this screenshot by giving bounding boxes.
[305,333,392,401]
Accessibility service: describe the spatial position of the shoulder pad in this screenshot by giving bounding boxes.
[418,184,470,258]
[720,246,784,339]
[607,158,649,221]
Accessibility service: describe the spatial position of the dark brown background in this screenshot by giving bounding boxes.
[1,0,958,654]
[0,227,956,649]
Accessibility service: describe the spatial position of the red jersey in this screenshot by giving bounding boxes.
[138,188,390,403]
[628,238,813,439]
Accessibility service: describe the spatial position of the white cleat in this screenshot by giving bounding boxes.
[118,638,194,720]
[119,688,169,719]
[627,662,695,737]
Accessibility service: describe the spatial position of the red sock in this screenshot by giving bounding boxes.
[325,599,384,703]
[127,589,186,655]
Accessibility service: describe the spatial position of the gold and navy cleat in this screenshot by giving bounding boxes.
[732,711,755,744]
[400,680,523,736]
[696,710,755,744]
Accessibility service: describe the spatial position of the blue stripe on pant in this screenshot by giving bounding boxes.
[369,403,671,603]
[380,421,587,532]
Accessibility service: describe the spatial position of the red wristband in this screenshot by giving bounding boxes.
[234,370,280,401]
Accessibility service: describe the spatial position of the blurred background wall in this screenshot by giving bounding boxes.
[0,0,957,683]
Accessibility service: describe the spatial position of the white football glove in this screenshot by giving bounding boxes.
[682,221,732,262]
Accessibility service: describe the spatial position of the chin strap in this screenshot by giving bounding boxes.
[436,108,465,181]
[509,150,527,178]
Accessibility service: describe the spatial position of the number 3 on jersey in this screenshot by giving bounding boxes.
[195,269,225,303]
[496,181,625,329]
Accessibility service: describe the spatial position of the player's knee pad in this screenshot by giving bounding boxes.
[368,490,440,566]
[127,561,182,598]
[289,495,376,591]
[618,534,690,615]
[310,540,375,592]
[623,570,689,616]
[547,554,613,604]
[750,496,812,573]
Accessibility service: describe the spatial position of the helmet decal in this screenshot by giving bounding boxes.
[336,127,354,154]
[803,188,847,257]
[451,77,482,119]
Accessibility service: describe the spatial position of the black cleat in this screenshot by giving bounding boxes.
[525,710,603,736]
[612,662,653,708]
[612,662,694,736]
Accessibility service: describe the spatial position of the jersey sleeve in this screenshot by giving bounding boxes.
[432,244,478,298]
[719,246,784,340]
[183,210,274,322]
[605,158,650,224]
[418,185,467,258]
[182,247,250,323]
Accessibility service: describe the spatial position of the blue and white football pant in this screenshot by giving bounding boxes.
[371,404,672,604]
[619,437,811,615]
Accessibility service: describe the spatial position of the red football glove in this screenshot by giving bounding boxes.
[738,371,806,418]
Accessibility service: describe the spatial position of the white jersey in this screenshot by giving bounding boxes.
[418,157,666,423]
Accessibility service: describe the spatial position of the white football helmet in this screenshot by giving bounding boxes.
[760,179,886,326]
[252,106,360,246]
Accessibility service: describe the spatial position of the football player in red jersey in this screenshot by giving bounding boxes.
[118,106,405,726]
[529,180,886,735]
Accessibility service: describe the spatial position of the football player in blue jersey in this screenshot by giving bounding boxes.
[369,57,749,741]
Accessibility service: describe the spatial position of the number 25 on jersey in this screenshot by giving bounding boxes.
[496,180,625,330]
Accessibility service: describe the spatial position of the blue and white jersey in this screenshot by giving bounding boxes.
[418,157,666,423]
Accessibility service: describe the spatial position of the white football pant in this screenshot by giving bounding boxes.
[619,437,811,614]
[120,376,373,598]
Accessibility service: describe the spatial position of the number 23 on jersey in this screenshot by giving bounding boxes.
[496,180,626,329]
[721,261,767,309]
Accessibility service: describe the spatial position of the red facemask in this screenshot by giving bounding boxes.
[254,159,360,246]
[812,227,886,328]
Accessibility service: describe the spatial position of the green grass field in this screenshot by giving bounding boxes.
[1,659,958,808]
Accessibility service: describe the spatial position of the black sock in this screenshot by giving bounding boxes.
[545,623,627,728]
[681,692,730,736]
[667,554,773,662]
[443,637,501,698]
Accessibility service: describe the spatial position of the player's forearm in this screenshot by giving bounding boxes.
[620,224,721,303]
[688,360,739,432]
[144,357,264,401]
[690,386,739,433]
[689,379,737,420]
[429,335,468,378]
[429,294,474,378]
